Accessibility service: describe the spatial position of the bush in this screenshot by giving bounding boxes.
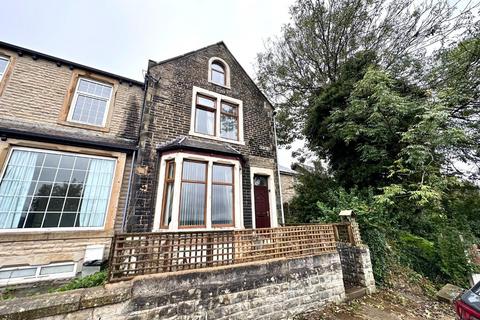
[397,232,441,281]
[436,226,473,287]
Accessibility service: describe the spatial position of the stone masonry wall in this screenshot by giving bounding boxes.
[337,243,376,293]
[129,43,282,231]
[0,253,346,320]
[0,47,143,143]
[280,173,297,204]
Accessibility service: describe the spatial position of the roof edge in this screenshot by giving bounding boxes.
[0,41,144,87]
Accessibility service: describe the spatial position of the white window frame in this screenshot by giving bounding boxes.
[0,262,77,287]
[208,57,230,89]
[0,56,10,81]
[250,167,279,229]
[190,86,244,145]
[153,152,243,232]
[0,146,117,233]
[67,77,113,127]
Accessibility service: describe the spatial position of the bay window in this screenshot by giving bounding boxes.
[0,148,115,230]
[179,161,207,227]
[211,164,234,226]
[157,154,239,230]
[160,160,175,228]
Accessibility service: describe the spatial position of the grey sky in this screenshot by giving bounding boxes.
[0,0,295,166]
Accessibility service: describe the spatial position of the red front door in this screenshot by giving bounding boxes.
[254,175,271,228]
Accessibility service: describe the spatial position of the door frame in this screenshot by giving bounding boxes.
[250,167,278,229]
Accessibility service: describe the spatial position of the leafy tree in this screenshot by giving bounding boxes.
[257,0,477,146]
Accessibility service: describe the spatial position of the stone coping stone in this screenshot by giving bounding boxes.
[0,253,342,319]
[0,282,131,320]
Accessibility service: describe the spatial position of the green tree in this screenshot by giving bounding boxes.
[257,0,476,146]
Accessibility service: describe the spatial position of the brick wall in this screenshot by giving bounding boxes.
[129,43,281,231]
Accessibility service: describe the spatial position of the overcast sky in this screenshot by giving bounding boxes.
[0,0,296,166]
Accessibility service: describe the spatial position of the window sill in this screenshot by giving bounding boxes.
[188,131,245,145]
[208,80,231,90]
[58,120,110,133]
[152,226,240,232]
[0,228,112,242]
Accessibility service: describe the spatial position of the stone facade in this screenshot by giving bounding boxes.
[0,253,351,320]
[280,172,297,204]
[128,42,282,231]
[0,42,144,283]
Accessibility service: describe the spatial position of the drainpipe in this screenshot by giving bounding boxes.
[121,149,136,231]
[122,69,150,232]
[272,107,285,226]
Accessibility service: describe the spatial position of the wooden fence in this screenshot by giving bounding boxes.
[108,224,352,282]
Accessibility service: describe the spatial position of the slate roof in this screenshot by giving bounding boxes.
[279,164,298,175]
[0,41,144,87]
[0,118,137,152]
[156,136,243,158]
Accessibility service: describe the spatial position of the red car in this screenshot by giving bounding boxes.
[456,282,480,320]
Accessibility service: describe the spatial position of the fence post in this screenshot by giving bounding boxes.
[206,233,214,267]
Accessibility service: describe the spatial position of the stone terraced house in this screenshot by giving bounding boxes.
[0,41,144,286]
[0,41,285,286]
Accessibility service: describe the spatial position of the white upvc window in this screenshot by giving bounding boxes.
[208,57,230,88]
[0,56,9,81]
[67,78,113,127]
[0,262,76,286]
[0,147,116,232]
[189,86,244,145]
[153,152,243,231]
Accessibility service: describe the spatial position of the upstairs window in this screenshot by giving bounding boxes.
[211,62,226,86]
[220,102,238,140]
[68,78,113,127]
[194,95,216,136]
[190,87,244,143]
[0,56,9,81]
[208,58,230,88]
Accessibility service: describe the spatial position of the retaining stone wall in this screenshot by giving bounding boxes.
[337,243,376,293]
[0,253,346,320]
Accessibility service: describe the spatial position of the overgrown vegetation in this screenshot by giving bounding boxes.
[259,0,480,287]
[54,270,107,292]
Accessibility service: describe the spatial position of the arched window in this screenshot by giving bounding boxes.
[211,61,225,85]
[209,58,230,87]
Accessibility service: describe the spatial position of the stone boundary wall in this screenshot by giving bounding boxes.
[0,253,347,320]
[337,243,376,293]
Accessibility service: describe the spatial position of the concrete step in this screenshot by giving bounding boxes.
[345,286,367,301]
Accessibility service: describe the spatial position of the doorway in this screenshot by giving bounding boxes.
[253,175,271,228]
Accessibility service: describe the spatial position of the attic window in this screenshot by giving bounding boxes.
[208,57,230,88]
[211,62,225,85]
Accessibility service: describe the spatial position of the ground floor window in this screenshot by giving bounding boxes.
[179,160,207,227]
[0,262,76,286]
[211,164,234,226]
[0,147,115,229]
[157,153,240,230]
